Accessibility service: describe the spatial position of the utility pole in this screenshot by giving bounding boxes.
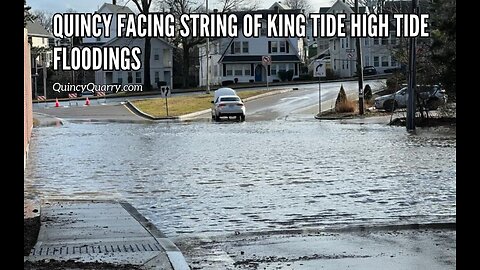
[406,0,419,132]
[205,0,210,94]
[355,0,364,115]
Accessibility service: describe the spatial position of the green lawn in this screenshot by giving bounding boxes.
[131,90,270,117]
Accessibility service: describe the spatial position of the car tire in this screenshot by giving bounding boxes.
[383,100,397,112]
[240,114,245,122]
[214,114,220,121]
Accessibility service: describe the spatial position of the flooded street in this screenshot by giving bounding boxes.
[24,118,456,239]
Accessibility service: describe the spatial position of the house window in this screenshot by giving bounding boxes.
[364,38,369,46]
[381,56,389,67]
[96,37,101,42]
[127,72,133,83]
[278,63,286,72]
[373,56,379,67]
[271,42,278,53]
[345,37,349,48]
[226,65,233,76]
[233,41,241,54]
[234,65,243,76]
[154,71,160,83]
[135,71,142,83]
[346,61,349,69]
[153,48,160,61]
[243,65,251,76]
[271,65,277,76]
[333,41,336,50]
[341,39,345,48]
[279,41,286,53]
[117,71,123,84]
[381,38,388,45]
[342,61,345,69]
[213,65,218,76]
[242,42,249,53]
[373,38,379,45]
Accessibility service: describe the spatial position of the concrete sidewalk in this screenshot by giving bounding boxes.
[24,200,189,270]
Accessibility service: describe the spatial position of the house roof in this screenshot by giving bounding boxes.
[25,20,52,37]
[319,0,367,14]
[269,2,291,10]
[98,3,135,14]
[221,55,300,63]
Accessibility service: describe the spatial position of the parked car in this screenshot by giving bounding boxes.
[211,95,246,121]
[363,66,377,76]
[374,85,447,112]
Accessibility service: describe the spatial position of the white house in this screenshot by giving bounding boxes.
[198,3,307,86]
[82,3,134,46]
[317,0,401,77]
[95,37,174,88]
[25,19,54,68]
[84,3,174,88]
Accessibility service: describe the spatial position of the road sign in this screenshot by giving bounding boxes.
[262,55,272,66]
[313,60,326,77]
[347,53,354,59]
[160,86,171,98]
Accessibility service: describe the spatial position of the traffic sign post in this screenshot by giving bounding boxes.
[160,86,171,116]
[313,60,327,117]
[262,56,272,91]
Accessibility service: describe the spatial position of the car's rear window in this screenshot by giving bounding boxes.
[220,97,240,102]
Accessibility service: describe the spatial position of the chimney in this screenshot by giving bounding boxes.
[113,0,117,5]
[213,9,218,13]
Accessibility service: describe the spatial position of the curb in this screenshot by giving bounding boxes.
[125,100,179,121]
[33,112,64,127]
[120,202,190,270]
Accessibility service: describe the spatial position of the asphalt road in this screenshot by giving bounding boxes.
[33,79,385,123]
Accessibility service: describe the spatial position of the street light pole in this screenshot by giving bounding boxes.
[355,0,364,115]
[407,0,419,132]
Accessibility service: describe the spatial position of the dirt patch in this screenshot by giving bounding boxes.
[24,260,143,270]
[24,217,40,256]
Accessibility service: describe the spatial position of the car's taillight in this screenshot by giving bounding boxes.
[219,103,227,107]
[236,103,244,106]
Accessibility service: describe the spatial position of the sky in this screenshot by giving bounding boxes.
[27,0,335,14]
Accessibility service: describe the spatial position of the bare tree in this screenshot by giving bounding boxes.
[344,0,387,14]
[131,0,154,91]
[31,10,53,32]
[216,0,259,12]
[283,0,313,14]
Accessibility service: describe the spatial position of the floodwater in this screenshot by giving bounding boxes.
[24,119,456,238]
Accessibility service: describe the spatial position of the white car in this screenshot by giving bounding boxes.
[211,95,246,121]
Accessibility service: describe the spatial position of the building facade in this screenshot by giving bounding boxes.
[198,3,308,86]
[317,0,401,78]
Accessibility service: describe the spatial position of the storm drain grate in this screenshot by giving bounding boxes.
[30,241,163,256]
